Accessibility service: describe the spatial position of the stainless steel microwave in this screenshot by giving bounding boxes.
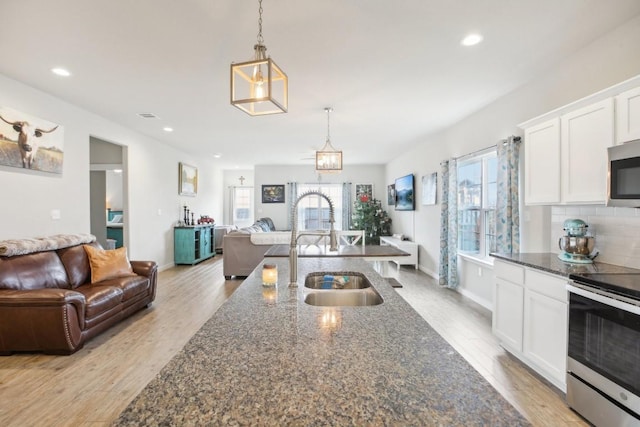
[608,139,640,207]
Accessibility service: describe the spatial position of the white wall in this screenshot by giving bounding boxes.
[0,73,223,270]
[551,206,640,270]
[106,171,123,210]
[254,164,386,230]
[385,14,640,308]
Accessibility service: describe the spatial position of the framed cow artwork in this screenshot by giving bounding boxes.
[0,107,64,174]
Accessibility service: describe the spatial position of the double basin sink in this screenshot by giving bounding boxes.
[303,272,383,307]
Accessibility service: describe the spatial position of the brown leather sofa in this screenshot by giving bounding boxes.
[0,239,157,355]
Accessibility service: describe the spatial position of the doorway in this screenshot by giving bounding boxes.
[89,137,127,249]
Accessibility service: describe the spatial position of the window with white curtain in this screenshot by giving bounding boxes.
[457,151,497,260]
[296,184,343,230]
[231,186,254,228]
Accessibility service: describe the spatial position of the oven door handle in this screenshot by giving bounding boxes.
[568,283,640,315]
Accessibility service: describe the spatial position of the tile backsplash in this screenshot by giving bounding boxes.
[551,206,640,269]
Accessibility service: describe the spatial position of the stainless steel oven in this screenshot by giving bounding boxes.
[567,275,640,426]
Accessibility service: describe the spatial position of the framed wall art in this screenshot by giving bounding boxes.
[179,162,198,196]
[262,184,285,203]
[355,183,373,201]
[422,172,437,205]
[387,184,396,206]
[0,106,64,174]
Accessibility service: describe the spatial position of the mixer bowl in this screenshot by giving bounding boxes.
[559,235,595,256]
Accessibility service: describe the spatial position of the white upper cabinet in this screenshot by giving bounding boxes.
[560,98,614,204]
[616,86,640,144]
[524,118,561,204]
[519,76,640,206]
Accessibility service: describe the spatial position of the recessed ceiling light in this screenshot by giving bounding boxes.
[163,127,174,132]
[461,34,483,47]
[51,67,71,77]
[213,153,221,159]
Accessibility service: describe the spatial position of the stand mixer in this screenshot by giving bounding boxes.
[558,218,598,264]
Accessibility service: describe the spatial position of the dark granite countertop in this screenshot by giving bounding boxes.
[264,243,410,258]
[491,252,640,277]
[115,257,528,426]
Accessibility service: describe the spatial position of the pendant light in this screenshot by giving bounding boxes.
[230,0,288,116]
[316,107,343,173]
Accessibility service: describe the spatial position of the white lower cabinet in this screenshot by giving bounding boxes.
[493,260,568,391]
[493,278,524,352]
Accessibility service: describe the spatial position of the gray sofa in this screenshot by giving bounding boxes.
[223,218,290,279]
[222,218,366,279]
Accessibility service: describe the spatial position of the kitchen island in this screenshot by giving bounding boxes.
[115,257,528,426]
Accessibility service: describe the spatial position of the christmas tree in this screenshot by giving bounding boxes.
[350,195,392,245]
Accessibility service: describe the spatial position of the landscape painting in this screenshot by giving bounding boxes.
[0,107,64,174]
[395,173,415,211]
[262,185,285,203]
[422,172,437,205]
[179,162,198,196]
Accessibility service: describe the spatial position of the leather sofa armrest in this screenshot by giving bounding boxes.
[0,288,86,326]
[130,260,158,278]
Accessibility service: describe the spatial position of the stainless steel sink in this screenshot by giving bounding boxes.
[304,272,371,289]
[304,288,383,306]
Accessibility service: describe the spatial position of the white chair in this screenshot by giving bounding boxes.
[338,230,365,246]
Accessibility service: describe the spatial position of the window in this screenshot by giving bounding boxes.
[296,184,343,231]
[457,151,497,260]
[232,187,254,228]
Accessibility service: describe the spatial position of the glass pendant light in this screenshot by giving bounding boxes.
[316,107,343,173]
[230,0,288,116]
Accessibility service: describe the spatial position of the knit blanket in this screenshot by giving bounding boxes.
[0,233,96,257]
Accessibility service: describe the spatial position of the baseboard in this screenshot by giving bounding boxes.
[158,262,175,272]
[457,287,492,311]
[422,266,492,312]
[418,265,438,280]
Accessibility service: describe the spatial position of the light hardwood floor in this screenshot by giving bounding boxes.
[0,257,587,426]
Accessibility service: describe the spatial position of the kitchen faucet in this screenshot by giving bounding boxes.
[289,190,338,287]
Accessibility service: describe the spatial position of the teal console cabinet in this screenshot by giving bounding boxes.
[174,225,215,265]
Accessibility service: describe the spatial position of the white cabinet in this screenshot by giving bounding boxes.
[493,278,524,351]
[493,259,568,391]
[616,86,640,144]
[560,98,614,204]
[379,236,418,269]
[523,289,567,383]
[524,118,561,204]
[522,98,613,205]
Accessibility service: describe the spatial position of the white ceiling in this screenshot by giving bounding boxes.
[2,0,640,170]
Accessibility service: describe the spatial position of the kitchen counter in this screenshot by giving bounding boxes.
[115,257,528,425]
[264,243,410,258]
[491,252,640,277]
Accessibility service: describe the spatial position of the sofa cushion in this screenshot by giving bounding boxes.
[97,275,150,301]
[258,217,276,231]
[57,242,102,289]
[83,246,135,283]
[75,285,123,319]
[0,251,69,290]
[255,220,271,232]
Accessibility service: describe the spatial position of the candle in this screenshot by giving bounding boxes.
[262,264,278,287]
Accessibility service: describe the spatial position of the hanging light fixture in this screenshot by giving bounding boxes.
[316,107,343,173]
[230,0,288,116]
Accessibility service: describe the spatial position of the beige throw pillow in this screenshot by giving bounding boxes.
[83,245,135,283]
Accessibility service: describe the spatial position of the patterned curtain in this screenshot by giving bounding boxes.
[496,136,521,254]
[439,159,458,289]
[287,182,298,230]
[342,182,352,230]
